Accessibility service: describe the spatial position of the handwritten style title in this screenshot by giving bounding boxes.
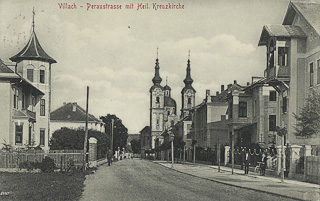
[58,2,185,11]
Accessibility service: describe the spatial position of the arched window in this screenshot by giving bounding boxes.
[188,98,192,104]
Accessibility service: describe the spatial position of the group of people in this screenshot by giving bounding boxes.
[243,152,268,176]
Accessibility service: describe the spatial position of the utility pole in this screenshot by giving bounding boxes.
[218,137,220,172]
[111,118,114,155]
[183,145,186,164]
[83,86,89,171]
[193,143,196,164]
[281,134,284,183]
[231,130,234,175]
[171,137,174,168]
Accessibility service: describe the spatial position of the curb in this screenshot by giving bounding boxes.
[154,161,304,201]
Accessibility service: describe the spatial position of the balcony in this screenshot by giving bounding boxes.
[265,65,290,82]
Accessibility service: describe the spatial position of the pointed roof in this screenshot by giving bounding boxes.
[182,59,196,93]
[10,30,56,64]
[183,59,193,86]
[152,59,162,85]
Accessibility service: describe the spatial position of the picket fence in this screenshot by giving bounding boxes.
[0,150,83,169]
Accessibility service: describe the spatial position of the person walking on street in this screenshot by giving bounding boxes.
[260,153,268,176]
[244,151,250,174]
[107,150,113,166]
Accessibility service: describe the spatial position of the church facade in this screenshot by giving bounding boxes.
[149,56,196,149]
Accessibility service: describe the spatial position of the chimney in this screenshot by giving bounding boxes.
[216,91,219,96]
[72,103,77,112]
[221,85,224,92]
[234,80,237,84]
[206,90,210,97]
[247,82,250,86]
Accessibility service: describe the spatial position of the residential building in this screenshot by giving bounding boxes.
[0,17,56,150]
[50,102,105,137]
[258,0,320,146]
[227,78,278,149]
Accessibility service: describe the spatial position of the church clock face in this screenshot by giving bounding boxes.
[154,88,161,96]
[186,89,192,97]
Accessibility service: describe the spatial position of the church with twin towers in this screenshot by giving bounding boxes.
[149,52,196,149]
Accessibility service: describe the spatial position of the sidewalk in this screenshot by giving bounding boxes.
[154,161,320,201]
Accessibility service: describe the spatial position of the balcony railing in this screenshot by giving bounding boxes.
[265,65,290,82]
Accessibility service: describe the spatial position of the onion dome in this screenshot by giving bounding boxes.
[152,59,162,85]
[164,96,176,108]
[183,59,193,86]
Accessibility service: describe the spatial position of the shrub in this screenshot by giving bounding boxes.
[39,156,56,173]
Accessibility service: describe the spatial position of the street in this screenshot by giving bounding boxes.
[81,159,296,201]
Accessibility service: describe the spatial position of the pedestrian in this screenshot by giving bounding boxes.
[260,153,268,176]
[244,151,250,174]
[107,150,113,166]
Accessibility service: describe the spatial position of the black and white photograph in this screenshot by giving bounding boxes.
[0,0,319,200]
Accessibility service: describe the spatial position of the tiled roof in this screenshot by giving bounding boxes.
[10,31,56,64]
[50,103,101,123]
[265,25,306,37]
[289,1,320,35]
[258,25,306,46]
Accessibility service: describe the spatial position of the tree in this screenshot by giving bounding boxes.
[130,139,141,153]
[100,114,129,153]
[50,127,110,159]
[294,89,320,137]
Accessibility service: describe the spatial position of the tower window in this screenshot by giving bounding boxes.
[156,97,160,103]
[188,98,191,105]
[167,111,170,116]
[27,69,34,82]
[40,70,45,83]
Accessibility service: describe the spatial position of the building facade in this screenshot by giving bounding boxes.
[0,19,56,150]
[50,102,105,137]
[258,0,320,146]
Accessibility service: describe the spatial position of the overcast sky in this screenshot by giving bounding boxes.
[0,0,290,134]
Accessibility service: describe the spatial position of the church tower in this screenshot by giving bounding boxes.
[10,9,56,149]
[181,53,196,119]
[149,55,165,149]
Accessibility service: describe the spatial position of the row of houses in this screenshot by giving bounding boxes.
[0,14,105,151]
[141,0,320,173]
